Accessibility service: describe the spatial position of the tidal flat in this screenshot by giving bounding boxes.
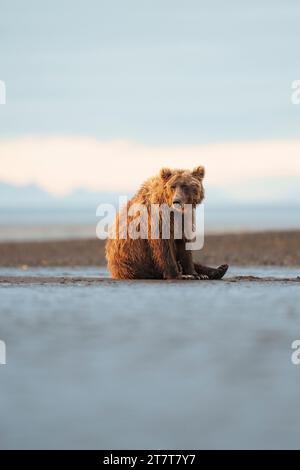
[0,266,300,449]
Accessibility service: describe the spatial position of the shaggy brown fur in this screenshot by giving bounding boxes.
[106,167,228,280]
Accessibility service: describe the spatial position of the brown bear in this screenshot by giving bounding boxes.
[105,166,228,280]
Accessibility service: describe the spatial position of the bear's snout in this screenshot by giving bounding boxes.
[172,188,186,207]
[173,197,182,205]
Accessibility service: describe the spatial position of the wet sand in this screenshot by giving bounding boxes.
[1,243,300,449]
[1,266,300,449]
[0,230,300,267]
[1,275,300,285]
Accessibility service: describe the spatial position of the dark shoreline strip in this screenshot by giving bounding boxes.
[0,276,300,285]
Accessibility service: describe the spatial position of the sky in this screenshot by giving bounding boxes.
[1,137,300,198]
[0,0,300,199]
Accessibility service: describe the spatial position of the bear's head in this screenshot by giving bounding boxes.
[160,166,205,209]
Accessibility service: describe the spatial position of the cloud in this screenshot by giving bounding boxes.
[0,136,300,195]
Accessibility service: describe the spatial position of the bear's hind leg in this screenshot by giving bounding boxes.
[194,262,228,280]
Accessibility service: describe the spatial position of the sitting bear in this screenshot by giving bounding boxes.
[105,166,228,280]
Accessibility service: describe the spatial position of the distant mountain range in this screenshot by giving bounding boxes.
[0,182,124,209]
[0,177,300,209]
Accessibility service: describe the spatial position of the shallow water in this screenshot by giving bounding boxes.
[0,266,300,449]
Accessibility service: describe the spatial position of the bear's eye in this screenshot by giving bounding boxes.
[170,184,176,190]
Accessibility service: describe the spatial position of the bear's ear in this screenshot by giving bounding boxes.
[160,167,172,182]
[192,166,205,180]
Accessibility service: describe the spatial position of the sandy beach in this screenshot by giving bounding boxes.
[0,264,300,449]
[1,232,300,449]
[0,230,299,267]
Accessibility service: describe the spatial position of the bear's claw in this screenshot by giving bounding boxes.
[197,274,209,280]
[181,274,209,280]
